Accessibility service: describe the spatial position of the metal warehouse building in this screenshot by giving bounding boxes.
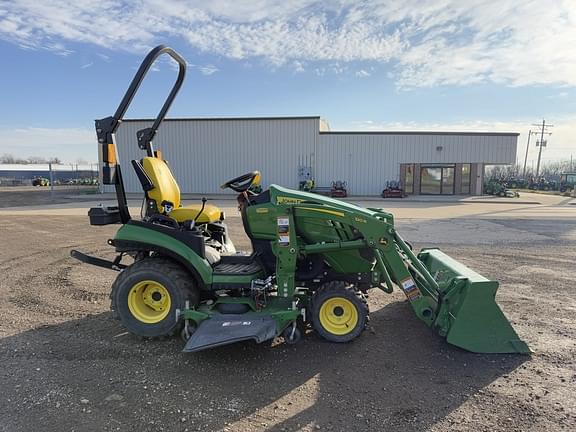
[107,116,518,196]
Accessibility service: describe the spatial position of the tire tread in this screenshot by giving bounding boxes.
[110,256,198,339]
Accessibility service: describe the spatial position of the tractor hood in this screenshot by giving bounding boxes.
[268,184,394,223]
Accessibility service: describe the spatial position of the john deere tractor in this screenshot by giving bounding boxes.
[72,46,530,354]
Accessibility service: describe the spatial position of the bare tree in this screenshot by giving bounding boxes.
[0,154,15,163]
[27,156,47,164]
[1,154,28,164]
[0,154,64,165]
[487,159,575,181]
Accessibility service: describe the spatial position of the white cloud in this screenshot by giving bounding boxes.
[355,69,370,78]
[80,62,93,69]
[96,53,111,62]
[0,127,96,163]
[549,92,569,99]
[292,60,305,73]
[197,64,219,75]
[164,59,219,75]
[0,1,575,88]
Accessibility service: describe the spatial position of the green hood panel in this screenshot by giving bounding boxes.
[269,184,393,222]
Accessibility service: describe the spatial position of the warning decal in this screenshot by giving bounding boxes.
[277,217,290,246]
[400,277,421,302]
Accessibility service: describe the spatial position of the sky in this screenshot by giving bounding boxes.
[0,0,575,165]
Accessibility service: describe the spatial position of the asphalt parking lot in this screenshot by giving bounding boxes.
[0,187,575,431]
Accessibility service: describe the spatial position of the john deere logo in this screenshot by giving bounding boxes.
[277,196,304,204]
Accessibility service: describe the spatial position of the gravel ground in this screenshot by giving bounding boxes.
[0,201,575,431]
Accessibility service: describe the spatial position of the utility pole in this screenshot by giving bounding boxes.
[532,119,553,177]
[48,162,54,200]
[522,130,538,178]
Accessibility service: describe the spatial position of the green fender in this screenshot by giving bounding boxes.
[114,223,213,285]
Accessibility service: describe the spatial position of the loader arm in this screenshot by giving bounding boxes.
[273,201,530,354]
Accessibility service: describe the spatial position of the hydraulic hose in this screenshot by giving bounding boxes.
[393,232,440,293]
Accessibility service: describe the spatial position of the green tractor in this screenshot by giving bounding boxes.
[484,179,519,198]
[559,172,576,193]
[72,46,530,354]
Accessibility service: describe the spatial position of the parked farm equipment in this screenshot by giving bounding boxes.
[32,177,50,187]
[71,45,530,354]
[528,177,555,192]
[381,180,405,198]
[330,180,347,198]
[559,172,576,193]
[484,179,520,198]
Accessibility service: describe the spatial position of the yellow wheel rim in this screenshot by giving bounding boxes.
[127,280,171,324]
[319,297,359,335]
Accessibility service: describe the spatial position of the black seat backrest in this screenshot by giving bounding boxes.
[131,160,154,191]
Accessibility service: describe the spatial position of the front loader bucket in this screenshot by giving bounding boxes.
[417,249,531,354]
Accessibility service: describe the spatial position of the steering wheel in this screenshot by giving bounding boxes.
[220,171,261,193]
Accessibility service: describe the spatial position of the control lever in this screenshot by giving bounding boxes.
[194,197,207,222]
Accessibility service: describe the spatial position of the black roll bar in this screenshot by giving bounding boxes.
[96,45,187,156]
[95,45,188,223]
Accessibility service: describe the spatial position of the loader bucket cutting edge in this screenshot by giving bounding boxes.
[417,248,531,354]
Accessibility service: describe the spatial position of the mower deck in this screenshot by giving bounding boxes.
[182,314,277,352]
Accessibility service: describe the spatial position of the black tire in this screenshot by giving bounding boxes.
[310,281,368,343]
[282,326,302,345]
[110,257,199,338]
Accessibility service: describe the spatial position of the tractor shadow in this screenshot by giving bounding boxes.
[0,300,528,432]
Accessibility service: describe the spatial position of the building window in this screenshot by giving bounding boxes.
[461,164,471,194]
[405,164,414,194]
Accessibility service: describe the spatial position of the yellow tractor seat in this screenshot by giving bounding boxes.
[138,156,222,224]
[170,205,221,224]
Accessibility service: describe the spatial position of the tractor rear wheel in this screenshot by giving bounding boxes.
[310,281,368,343]
[110,257,199,338]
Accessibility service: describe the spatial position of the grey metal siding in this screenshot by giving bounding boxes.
[317,133,517,195]
[103,117,517,196]
[111,118,318,194]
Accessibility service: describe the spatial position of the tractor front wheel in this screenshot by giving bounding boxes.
[111,257,199,338]
[310,281,368,343]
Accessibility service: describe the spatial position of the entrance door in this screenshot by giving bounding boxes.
[441,166,454,195]
[420,165,455,195]
[420,167,441,194]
